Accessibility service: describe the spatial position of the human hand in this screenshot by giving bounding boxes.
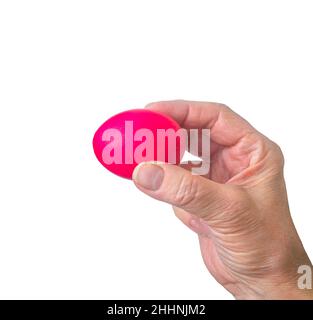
[132,100,313,300]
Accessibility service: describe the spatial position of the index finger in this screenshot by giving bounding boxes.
[145,100,257,146]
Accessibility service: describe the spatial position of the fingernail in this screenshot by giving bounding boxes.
[132,162,164,191]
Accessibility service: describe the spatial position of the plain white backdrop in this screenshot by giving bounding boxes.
[0,0,312,299]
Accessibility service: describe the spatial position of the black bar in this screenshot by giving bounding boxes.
[0,300,312,319]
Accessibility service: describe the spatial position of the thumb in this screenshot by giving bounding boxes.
[132,161,232,219]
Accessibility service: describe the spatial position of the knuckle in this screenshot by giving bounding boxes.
[217,103,231,113]
[173,175,199,207]
[269,141,285,168]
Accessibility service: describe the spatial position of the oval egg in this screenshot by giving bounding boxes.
[93,109,185,179]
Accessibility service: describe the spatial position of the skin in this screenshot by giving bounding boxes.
[132,100,313,300]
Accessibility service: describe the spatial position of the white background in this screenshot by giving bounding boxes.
[0,0,312,299]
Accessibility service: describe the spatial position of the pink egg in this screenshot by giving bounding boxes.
[93,109,185,179]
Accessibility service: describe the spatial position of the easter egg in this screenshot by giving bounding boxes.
[93,109,185,179]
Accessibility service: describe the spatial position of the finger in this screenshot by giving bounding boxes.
[179,160,212,178]
[179,160,203,171]
[145,100,258,147]
[132,161,232,220]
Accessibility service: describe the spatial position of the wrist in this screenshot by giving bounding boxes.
[233,249,313,300]
[232,278,313,300]
[237,264,313,300]
[261,277,313,300]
